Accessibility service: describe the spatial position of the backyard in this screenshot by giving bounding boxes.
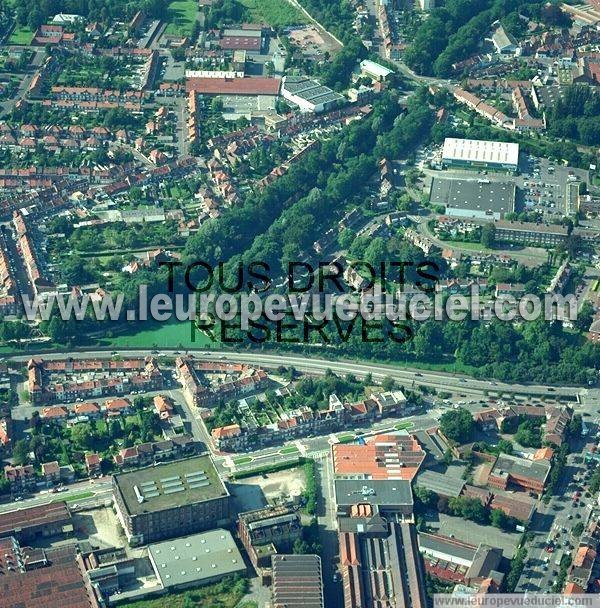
[8,25,34,45]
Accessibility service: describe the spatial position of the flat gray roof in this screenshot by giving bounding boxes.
[418,532,477,563]
[148,529,245,588]
[114,455,228,515]
[415,470,465,498]
[430,178,516,215]
[491,453,551,484]
[334,479,413,508]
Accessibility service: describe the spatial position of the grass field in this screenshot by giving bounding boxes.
[336,433,356,444]
[119,578,247,608]
[280,445,300,455]
[100,321,213,349]
[394,421,414,431]
[239,0,308,28]
[165,0,198,36]
[8,25,34,45]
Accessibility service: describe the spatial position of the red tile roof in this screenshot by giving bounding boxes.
[186,77,281,96]
[1,544,97,608]
[0,502,70,537]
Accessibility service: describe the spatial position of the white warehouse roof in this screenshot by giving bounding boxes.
[442,138,519,167]
[360,59,394,78]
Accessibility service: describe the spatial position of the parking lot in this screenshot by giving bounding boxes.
[520,155,589,218]
[419,144,590,218]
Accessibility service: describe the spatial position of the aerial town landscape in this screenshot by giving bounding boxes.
[0,0,600,606]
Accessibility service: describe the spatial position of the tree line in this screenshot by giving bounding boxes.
[404,0,567,77]
[13,0,168,30]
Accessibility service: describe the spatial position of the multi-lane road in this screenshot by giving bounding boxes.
[0,479,113,515]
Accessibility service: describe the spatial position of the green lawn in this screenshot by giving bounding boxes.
[280,445,300,455]
[440,239,492,252]
[52,491,94,503]
[8,25,34,45]
[336,433,356,444]
[239,0,308,27]
[394,421,414,431]
[99,320,213,349]
[233,456,253,465]
[165,0,198,36]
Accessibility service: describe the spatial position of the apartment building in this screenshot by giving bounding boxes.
[493,220,569,246]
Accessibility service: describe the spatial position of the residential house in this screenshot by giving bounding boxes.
[41,461,61,485]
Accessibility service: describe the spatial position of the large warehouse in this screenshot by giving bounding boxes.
[429,177,516,220]
[113,455,231,545]
[148,530,246,591]
[281,76,344,113]
[442,138,520,171]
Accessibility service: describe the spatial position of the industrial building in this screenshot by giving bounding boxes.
[147,529,246,591]
[332,432,425,481]
[492,25,519,55]
[0,538,100,608]
[339,521,427,608]
[418,533,504,587]
[359,59,393,82]
[429,177,516,220]
[335,479,414,516]
[441,137,520,171]
[415,470,466,498]
[0,502,73,543]
[238,505,302,569]
[271,554,324,608]
[488,453,551,495]
[112,456,230,545]
[281,76,345,113]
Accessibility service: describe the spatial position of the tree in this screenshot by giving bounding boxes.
[381,376,396,391]
[12,439,30,465]
[0,475,10,496]
[490,508,518,531]
[515,420,542,448]
[448,496,488,524]
[414,485,437,510]
[481,223,496,248]
[293,537,310,554]
[568,414,582,438]
[572,522,584,537]
[70,423,97,451]
[440,408,474,444]
[574,301,594,332]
